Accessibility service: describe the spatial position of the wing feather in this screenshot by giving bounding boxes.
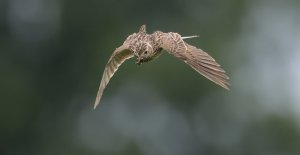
[94,45,134,109]
[159,32,230,90]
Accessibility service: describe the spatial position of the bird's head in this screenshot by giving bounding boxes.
[136,42,154,65]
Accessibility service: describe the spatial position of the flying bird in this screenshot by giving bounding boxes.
[94,25,229,109]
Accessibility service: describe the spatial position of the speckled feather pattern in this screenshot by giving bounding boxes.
[94,25,229,109]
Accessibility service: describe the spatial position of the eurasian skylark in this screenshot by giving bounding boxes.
[94,25,229,109]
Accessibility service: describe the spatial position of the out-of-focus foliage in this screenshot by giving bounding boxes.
[1,0,300,155]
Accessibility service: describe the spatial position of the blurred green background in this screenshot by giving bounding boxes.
[1,0,300,155]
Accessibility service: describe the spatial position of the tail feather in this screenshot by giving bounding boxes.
[182,35,199,39]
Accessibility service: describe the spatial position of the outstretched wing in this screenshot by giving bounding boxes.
[159,32,230,90]
[94,45,134,109]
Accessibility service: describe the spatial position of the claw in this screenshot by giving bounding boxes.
[136,58,142,65]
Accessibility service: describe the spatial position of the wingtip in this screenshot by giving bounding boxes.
[224,85,230,91]
[93,102,99,110]
[221,83,230,91]
[93,97,100,109]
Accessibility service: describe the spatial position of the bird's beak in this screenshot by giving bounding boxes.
[136,58,142,65]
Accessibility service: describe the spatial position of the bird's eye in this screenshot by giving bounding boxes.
[144,51,148,54]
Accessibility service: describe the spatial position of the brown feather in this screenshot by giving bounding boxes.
[94,26,230,108]
[159,32,230,90]
[94,45,134,109]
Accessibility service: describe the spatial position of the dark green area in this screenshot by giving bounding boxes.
[1,0,300,155]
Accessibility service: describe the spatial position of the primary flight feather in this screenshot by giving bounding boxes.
[94,25,229,109]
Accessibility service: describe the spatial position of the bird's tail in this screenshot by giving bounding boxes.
[182,35,199,39]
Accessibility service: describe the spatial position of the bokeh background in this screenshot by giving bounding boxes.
[1,0,300,155]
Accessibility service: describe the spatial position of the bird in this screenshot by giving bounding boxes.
[94,25,229,109]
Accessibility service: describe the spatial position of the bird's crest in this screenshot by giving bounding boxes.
[139,24,146,33]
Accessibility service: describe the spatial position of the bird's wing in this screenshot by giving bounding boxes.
[94,45,134,109]
[159,32,230,90]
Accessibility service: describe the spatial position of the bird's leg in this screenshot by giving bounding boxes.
[182,35,199,39]
[136,57,143,65]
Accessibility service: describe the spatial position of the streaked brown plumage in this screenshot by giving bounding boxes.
[94,25,229,109]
